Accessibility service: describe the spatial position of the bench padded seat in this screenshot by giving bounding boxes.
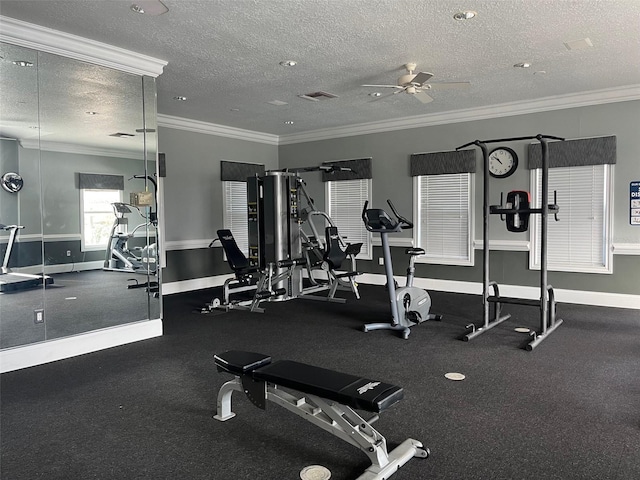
[254,360,404,413]
[214,350,271,374]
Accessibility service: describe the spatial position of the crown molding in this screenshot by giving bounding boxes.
[19,138,143,160]
[158,114,279,145]
[278,85,640,145]
[0,16,167,77]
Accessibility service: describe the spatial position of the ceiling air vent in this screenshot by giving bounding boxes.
[298,91,339,102]
[109,132,136,138]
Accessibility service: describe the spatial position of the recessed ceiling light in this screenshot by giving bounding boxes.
[514,62,531,68]
[284,121,294,125]
[12,60,34,67]
[131,4,145,13]
[369,92,382,97]
[85,111,99,115]
[564,38,593,51]
[173,96,187,101]
[267,100,288,106]
[453,11,477,20]
[534,70,547,75]
[279,60,297,67]
[230,108,240,112]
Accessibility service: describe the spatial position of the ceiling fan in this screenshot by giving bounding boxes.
[362,63,470,104]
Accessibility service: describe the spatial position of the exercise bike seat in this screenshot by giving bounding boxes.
[405,247,425,256]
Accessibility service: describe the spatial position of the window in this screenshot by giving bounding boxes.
[81,189,122,251]
[326,178,372,259]
[223,180,249,255]
[413,173,473,265]
[529,164,612,273]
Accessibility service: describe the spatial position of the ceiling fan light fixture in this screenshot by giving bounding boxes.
[453,11,477,21]
[130,1,168,16]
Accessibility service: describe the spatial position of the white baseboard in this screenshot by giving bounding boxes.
[165,272,640,309]
[0,319,163,373]
[162,274,234,295]
[14,261,104,275]
[358,273,640,309]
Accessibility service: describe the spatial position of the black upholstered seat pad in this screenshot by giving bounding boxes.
[253,360,404,413]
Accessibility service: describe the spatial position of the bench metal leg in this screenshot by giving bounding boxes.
[213,377,429,479]
[213,378,242,421]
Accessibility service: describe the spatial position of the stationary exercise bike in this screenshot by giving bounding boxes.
[362,200,441,339]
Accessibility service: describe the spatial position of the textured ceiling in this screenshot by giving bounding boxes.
[1,0,639,143]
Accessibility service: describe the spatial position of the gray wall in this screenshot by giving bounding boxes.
[278,101,640,295]
[0,142,149,266]
[158,127,278,282]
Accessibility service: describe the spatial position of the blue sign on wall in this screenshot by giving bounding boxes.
[631,181,640,226]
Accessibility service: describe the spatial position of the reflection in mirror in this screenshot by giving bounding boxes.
[0,43,45,348]
[142,74,161,321]
[0,42,160,349]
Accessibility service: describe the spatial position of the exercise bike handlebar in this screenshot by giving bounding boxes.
[361,200,413,233]
[386,200,413,230]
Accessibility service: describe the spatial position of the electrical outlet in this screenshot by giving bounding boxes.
[66,250,71,257]
[379,257,384,265]
[34,309,45,324]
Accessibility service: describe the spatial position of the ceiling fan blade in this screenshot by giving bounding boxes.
[362,84,404,89]
[424,81,471,90]
[414,91,434,104]
[411,71,434,85]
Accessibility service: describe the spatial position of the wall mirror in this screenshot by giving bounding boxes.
[0,42,160,350]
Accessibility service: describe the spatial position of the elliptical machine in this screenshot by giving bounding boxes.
[362,200,441,339]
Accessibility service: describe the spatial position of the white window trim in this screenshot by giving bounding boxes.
[412,174,475,266]
[80,188,123,252]
[222,180,249,256]
[325,178,373,260]
[528,164,613,274]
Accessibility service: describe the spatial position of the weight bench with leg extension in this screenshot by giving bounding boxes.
[213,350,429,480]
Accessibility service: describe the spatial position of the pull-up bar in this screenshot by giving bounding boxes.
[456,134,565,351]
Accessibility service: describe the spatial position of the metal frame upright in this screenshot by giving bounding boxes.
[456,134,564,351]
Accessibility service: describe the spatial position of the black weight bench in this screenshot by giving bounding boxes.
[213,350,429,480]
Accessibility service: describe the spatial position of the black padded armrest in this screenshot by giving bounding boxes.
[214,350,271,374]
[253,360,404,413]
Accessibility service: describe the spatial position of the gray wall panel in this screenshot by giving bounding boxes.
[278,101,640,296]
[158,127,278,244]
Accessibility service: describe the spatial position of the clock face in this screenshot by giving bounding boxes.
[488,147,518,178]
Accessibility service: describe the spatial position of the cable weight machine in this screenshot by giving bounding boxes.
[456,134,564,351]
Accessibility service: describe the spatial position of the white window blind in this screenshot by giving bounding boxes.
[223,181,249,255]
[530,164,611,273]
[414,173,473,265]
[81,189,122,251]
[326,179,372,259]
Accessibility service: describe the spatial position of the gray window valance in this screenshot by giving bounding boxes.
[78,173,124,190]
[528,135,616,169]
[321,158,372,182]
[220,161,265,182]
[410,149,476,176]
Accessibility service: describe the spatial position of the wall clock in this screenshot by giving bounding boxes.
[488,147,518,178]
